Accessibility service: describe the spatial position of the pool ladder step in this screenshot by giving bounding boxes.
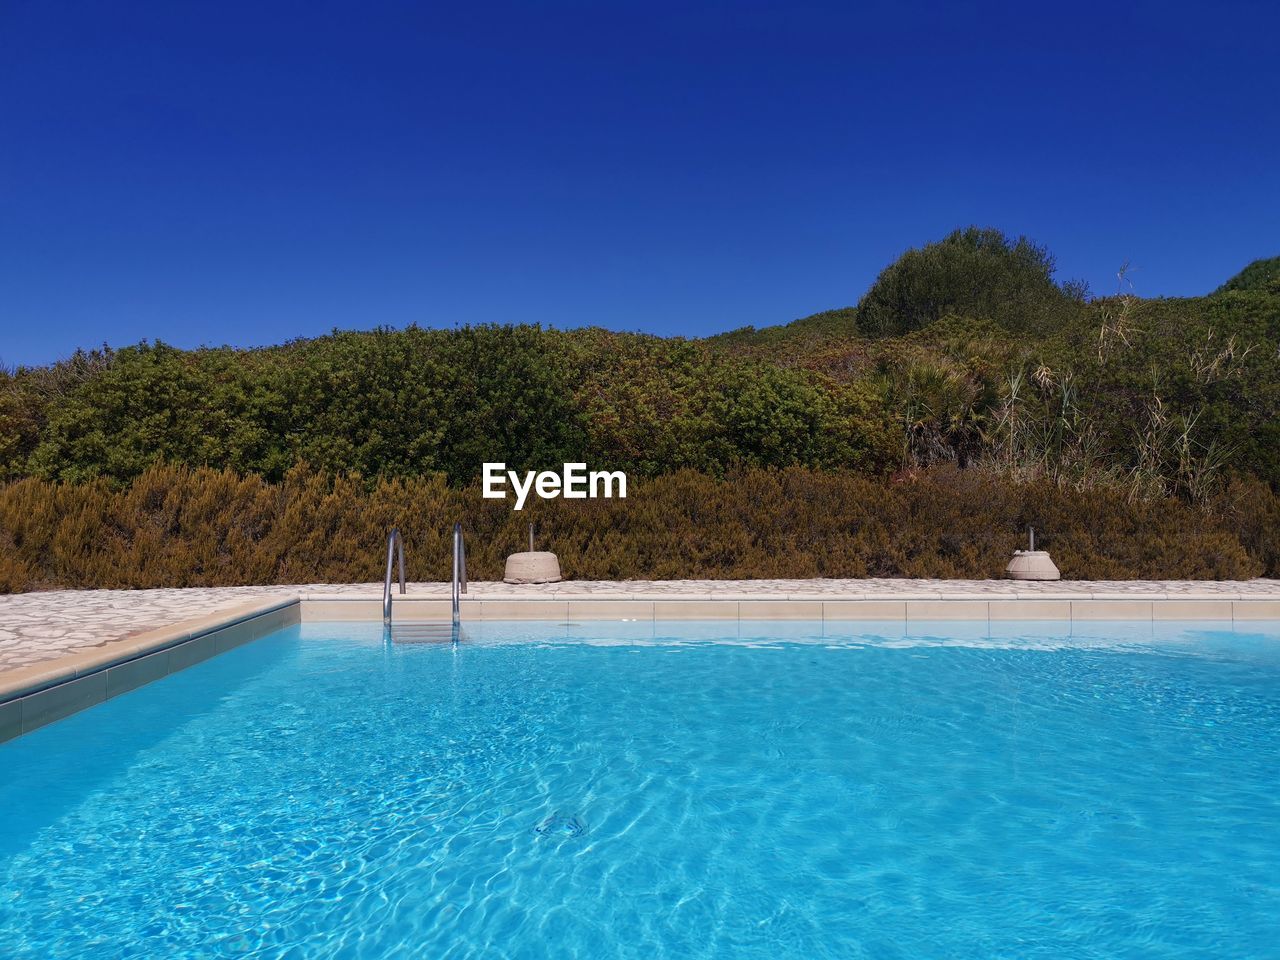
[382,522,467,644]
[389,621,458,644]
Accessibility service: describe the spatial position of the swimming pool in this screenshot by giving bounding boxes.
[2,620,1278,958]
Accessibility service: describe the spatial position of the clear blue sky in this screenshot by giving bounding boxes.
[2,0,1277,367]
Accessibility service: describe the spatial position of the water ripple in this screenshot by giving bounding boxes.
[1,623,1278,958]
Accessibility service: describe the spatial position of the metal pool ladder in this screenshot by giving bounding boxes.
[382,524,466,644]
[451,521,468,628]
[382,527,406,624]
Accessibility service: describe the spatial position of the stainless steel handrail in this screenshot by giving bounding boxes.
[383,528,405,624]
[451,522,467,627]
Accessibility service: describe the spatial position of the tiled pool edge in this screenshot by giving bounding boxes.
[3,593,1279,745]
[0,597,299,744]
[303,595,1280,623]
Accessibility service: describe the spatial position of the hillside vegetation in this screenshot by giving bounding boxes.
[2,228,1277,587]
[1216,256,1280,295]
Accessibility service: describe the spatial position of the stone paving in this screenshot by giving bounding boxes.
[2,579,1279,672]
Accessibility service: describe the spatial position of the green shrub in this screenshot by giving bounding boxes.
[857,227,1085,337]
[9,327,889,486]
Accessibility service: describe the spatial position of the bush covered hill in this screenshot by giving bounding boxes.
[2,228,1277,587]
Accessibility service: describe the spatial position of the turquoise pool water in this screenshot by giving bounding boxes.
[2,620,1279,958]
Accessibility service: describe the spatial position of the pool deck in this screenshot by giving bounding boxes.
[3,578,1280,673]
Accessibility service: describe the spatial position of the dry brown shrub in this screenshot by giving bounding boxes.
[0,463,1268,593]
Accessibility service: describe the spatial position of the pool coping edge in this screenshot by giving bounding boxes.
[0,597,301,744]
